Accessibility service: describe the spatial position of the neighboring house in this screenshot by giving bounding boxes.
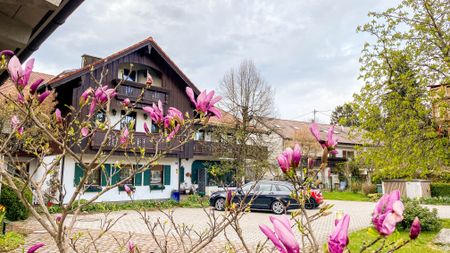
[0,71,55,190]
[1,37,239,203]
[260,117,363,189]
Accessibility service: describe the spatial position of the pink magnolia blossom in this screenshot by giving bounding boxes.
[0,50,14,57]
[7,56,34,88]
[372,190,404,236]
[276,155,289,173]
[409,217,421,240]
[124,184,133,197]
[143,122,150,134]
[27,243,45,253]
[38,90,51,104]
[80,87,93,102]
[81,86,116,116]
[226,189,232,208]
[81,127,89,137]
[17,93,25,104]
[292,144,301,168]
[29,78,44,95]
[56,215,62,224]
[259,215,300,253]
[143,100,164,124]
[186,87,222,118]
[55,109,62,124]
[121,98,131,107]
[94,85,117,103]
[11,115,23,135]
[164,107,184,127]
[166,124,180,141]
[309,123,338,154]
[328,214,350,253]
[120,127,129,145]
[128,240,136,253]
[277,144,302,173]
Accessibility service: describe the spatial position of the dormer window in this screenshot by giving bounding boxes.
[118,63,162,87]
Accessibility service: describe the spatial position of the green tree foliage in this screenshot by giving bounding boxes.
[351,0,450,180]
[0,178,32,221]
[330,103,359,126]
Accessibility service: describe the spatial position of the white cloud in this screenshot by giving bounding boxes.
[32,0,398,123]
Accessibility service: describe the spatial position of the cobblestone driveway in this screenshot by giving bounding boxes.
[13,200,450,252]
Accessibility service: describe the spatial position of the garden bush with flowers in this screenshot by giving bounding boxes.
[0,49,433,253]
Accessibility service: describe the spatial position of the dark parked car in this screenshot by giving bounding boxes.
[209,180,323,214]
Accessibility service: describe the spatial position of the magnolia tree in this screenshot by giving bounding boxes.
[258,123,422,253]
[0,50,423,253]
[0,51,257,253]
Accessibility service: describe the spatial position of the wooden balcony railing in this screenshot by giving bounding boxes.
[90,131,183,154]
[113,79,168,105]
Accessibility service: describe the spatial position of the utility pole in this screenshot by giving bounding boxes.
[313,109,317,123]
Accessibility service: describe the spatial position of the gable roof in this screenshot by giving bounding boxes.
[260,117,363,145]
[47,37,201,94]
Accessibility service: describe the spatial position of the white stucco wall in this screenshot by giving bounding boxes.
[61,155,180,204]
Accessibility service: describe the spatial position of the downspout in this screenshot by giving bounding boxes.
[178,157,182,193]
[59,155,65,205]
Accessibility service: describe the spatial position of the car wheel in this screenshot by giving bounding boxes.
[271,200,285,215]
[214,197,225,211]
[305,197,317,209]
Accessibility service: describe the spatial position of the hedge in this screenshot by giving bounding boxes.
[0,179,32,221]
[430,183,450,197]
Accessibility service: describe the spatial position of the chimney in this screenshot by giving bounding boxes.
[81,54,101,67]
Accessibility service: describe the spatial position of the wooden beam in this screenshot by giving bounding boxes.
[0,0,62,10]
[0,12,33,48]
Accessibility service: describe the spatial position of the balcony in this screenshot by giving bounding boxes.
[113,79,168,106]
[90,131,183,155]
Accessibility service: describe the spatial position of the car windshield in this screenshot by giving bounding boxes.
[241,182,256,193]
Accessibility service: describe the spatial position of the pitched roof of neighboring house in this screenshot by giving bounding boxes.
[208,109,237,127]
[261,117,363,145]
[47,37,201,95]
[0,71,54,94]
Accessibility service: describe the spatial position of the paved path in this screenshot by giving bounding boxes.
[12,200,450,252]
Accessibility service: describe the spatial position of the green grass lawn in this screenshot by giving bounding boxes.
[344,219,450,253]
[322,191,370,201]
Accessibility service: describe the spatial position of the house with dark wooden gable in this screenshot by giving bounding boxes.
[37,37,228,203]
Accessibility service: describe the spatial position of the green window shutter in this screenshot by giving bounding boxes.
[143,169,151,186]
[163,165,171,185]
[134,165,143,186]
[101,164,110,186]
[111,165,121,185]
[74,163,84,186]
[179,166,185,183]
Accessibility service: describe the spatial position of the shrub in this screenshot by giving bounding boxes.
[361,183,377,195]
[431,183,450,197]
[350,181,362,193]
[0,179,32,221]
[420,196,450,205]
[367,193,382,202]
[397,199,442,232]
[0,232,24,252]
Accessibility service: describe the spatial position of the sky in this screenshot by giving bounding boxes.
[32,0,397,124]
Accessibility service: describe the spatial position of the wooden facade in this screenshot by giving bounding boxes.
[47,37,239,160]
